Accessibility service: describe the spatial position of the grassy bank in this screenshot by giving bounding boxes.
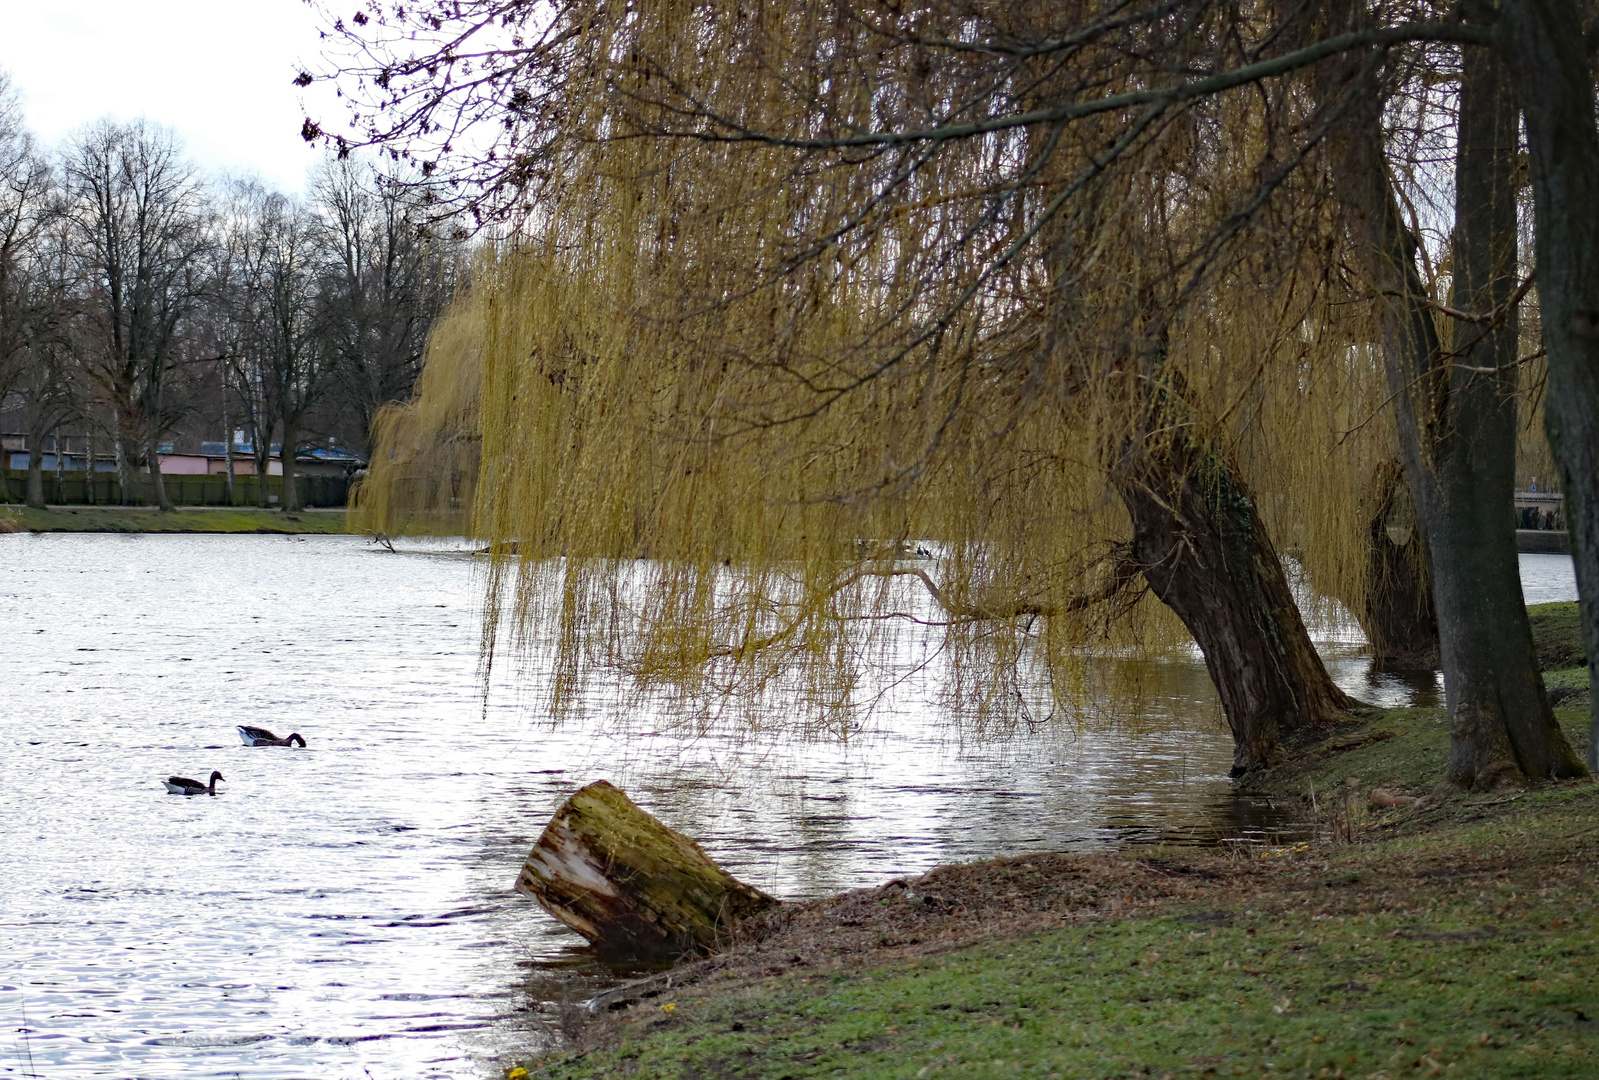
[0,505,349,534]
[514,666,1596,1078]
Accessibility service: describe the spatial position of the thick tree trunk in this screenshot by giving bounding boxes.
[280,414,301,512]
[146,431,175,512]
[25,450,45,508]
[25,420,46,509]
[516,781,778,960]
[1337,43,1585,787]
[1110,379,1359,774]
[253,422,272,508]
[1359,460,1439,669]
[221,413,236,506]
[1502,0,1599,773]
[113,422,134,506]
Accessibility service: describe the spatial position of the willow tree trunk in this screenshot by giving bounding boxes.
[1502,0,1599,773]
[1110,377,1358,774]
[1336,42,1585,787]
[1359,460,1439,669]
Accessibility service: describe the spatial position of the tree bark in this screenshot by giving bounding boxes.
[253,417,273,508]
[25,418,45,509]
[1110,375,1359,775]
[1501,0,1599,773]
[1335,41,1585,787]
[1359,460,1439,669]
[113,420,134,506]
[25,448,45,508]
[220,403,236,507]
[145,430,175,513]
[516,781,778,960]
[280,413,301,512]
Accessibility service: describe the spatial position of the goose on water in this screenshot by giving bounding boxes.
[237,725,306,747]
[164,771,225,796]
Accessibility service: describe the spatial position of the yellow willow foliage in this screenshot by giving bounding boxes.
[357,0,1419,727]
[350,277,485,538]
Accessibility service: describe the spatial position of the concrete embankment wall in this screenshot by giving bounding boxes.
[1517,528,1571,554]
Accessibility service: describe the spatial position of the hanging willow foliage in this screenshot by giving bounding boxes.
[348,1,1461,727]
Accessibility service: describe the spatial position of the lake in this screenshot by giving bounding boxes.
[0,535,1578,1078]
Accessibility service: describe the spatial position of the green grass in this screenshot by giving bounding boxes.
[0,505,348,533]
[576,918,1593,1079]
[526,788,1599,1079]
[1275,699,1591,805]
[1529,602,1587,671]
[515,658,1599,1080]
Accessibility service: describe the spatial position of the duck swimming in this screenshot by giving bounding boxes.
[164,771,224,796]
[237,725,306,747]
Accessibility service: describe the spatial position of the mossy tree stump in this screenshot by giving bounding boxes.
[515,780,778,960]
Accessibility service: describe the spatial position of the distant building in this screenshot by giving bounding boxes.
[4,432,365,477]
[1514,490,1564,532]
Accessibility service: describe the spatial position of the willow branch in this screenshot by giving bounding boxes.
[843,554,1143,622]
[654,23,1489,150]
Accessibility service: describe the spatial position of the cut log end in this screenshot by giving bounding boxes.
[516,780,778,960]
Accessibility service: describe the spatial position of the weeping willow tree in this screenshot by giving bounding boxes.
[356,267,486,537]
[335,1,1523,772]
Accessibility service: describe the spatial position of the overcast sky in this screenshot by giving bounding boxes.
[0,0,345,193]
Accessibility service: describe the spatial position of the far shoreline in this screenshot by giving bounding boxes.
[0,505,349,535]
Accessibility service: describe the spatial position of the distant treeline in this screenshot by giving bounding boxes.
[0,71,462,510]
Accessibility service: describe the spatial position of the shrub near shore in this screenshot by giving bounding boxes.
[515,696,1595,1079]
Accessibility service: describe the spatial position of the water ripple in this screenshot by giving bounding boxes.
[0,534,1573,1078]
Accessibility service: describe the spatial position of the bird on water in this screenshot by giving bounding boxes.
[237,725,306,747]
[164,771,225,796]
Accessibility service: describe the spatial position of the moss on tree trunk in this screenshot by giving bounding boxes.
[516,781,779,960]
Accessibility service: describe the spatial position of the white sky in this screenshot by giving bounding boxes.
[0,0,346,193]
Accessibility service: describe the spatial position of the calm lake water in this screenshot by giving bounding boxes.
[0,535,1578,1079]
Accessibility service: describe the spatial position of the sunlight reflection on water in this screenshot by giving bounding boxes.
[0,535,1575,1077]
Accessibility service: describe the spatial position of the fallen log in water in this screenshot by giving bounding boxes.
[516,780,779,960]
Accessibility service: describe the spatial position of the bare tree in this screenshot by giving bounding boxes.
[0,72,50,407]
[1501,0,1599,773]
[1326,8,1584,785]
[217,180,336,510]
[213,179,281,504]
[13,224,82,509]
[311,155,456,455]
[258,190,328,512]
[63,119,210,510]
[0,72,83,510]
